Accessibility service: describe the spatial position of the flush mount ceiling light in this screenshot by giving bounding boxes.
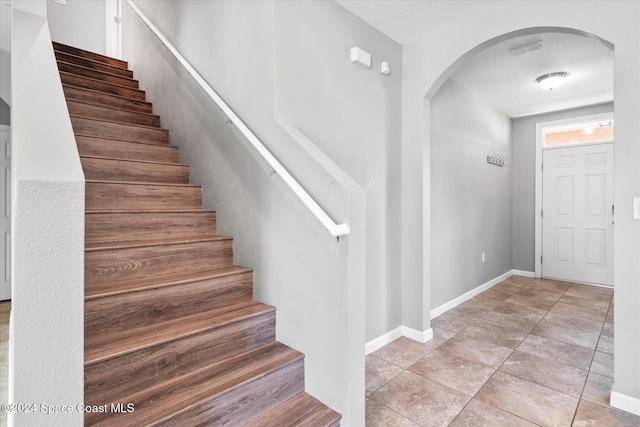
[536,72,568,91]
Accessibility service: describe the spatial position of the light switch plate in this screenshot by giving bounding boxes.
[634,197,640,219]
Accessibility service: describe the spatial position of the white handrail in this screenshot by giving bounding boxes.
[125,0,350,238]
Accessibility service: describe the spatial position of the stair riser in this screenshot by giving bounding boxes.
[86,182,201,211]
[85,271,253,335]
[71,116,168,145]
[60,72,145,100]
[85,312,276,408]
[85,240,233,290]
[57,61,139,88]
[67,100,160,127]
[81,157,189,184]
[85,212,216,247]
[54,42,127,68]
[63,85,153,113]
[76,136,179,164]
[54,51,133,78]
[160,359,305,427]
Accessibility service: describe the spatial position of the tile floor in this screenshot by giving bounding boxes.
[366,276,640,427]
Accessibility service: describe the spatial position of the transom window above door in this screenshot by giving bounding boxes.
[543,119,614,148]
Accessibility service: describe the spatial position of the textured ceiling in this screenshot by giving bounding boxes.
[335,1,614,117]
[451,32,613,117]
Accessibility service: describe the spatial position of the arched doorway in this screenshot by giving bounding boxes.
[409,11,640,415]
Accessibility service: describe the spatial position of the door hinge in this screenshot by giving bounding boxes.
[612,204,615,216]
[541,163,544,171]
[541,209,543,217]
[540,256,543,264]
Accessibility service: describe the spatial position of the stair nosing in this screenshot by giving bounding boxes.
[90,342,303,427]
[67,99,159,120]
[70,114,168,132]
[63,83,152,108]
[86,179,200,188]
[56,59,140,84]
[85,300,275,365]
[84,266,251,301]
[79,155,186,167]
[85,235,232,252]
[54,51,133,75]
[85,209,214,215]
[59,71,145,94]
[74,133,176,148]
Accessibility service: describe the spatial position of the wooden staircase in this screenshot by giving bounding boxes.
[53,41,340,427]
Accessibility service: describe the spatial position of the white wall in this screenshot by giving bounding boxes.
[10,2,84,425]
[431,79,512,308]
[47,0,105,54]
[403,0,640,414]
[511,102,614,272]
[123,1,378,424]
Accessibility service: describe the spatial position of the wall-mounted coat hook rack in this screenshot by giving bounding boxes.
[487,152,508,167]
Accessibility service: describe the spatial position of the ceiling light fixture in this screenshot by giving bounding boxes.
[536,72,568,91]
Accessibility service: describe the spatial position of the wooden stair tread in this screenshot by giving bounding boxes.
[80,154,182,167]
[67,100,161,127]
[81,156,189,184]
[53,41,128,68]
[60,71,146,100]
[244,392,341,427]
[85,299,274,365]
[85,208,206,214]
[85,265,250,299]
[56,59,140,87]
[85,179,198,188]
[70,114,165,132]
[85,234,227,251]
[54,51,134,77]
[62,84,153,113]
[91,342,303,427]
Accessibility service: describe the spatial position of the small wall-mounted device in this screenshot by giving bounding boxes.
[54,0,66,5]
[350,47,371,69]
[380,61,391,75]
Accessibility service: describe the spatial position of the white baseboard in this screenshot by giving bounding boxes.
[430,270,516,319]
[611,391,640,416]
[365,326,433,355]
[512,269,535,278]
[365,269,535,355]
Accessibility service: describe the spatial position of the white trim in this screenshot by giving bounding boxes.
[364,326,434,355]
[402,326,433,344]
[365,269,538,355]
[365,327,403,355]
[534,112,614,280]
[430,270,514,319]
[124,0,349,238]
[512,269,535,278]
[105,0,123,59]
[611,391,640,416]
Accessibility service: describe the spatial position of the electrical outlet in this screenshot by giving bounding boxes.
[481,252,486,263]
[54,0,66,5]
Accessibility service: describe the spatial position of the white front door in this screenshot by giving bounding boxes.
[542,143,614,286]
[0,125,10,300]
